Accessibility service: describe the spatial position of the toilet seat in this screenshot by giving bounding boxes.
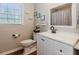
[20,39,36,47]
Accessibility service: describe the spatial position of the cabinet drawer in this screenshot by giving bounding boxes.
[37,35,49,42]
[54,41,74,55]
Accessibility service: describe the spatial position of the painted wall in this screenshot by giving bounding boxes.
[34,3,78,33]
[0,3,34,53]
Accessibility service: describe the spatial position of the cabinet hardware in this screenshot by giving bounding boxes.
[41,39,45,41]
[60,49,62,52]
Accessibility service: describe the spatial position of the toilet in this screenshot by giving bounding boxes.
[20,39,36,55]
[20,33,37,55]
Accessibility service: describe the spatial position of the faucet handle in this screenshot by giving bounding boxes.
[50,26,54,30]
[50,26,56,33]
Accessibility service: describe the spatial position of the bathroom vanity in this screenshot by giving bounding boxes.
[37,31,79,55]
[36,3,79,55]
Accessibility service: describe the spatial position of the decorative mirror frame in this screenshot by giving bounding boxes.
[37,13,41,18]
[40,15,45,21]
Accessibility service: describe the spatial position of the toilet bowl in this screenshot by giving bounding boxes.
[20,39,36,47]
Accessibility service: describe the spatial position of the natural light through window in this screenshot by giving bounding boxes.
[0,3,22,24]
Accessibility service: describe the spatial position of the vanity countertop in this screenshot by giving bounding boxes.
[37,31,79,48]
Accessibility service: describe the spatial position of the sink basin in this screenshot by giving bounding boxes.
[20,39,36,47]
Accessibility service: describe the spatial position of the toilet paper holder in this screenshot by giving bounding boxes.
[12,34,20,38]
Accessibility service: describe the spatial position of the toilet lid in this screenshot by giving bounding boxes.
[21,39,36,44]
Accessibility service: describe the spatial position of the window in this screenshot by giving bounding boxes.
[0,3,22,24]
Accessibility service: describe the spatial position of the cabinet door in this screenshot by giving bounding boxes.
[54,41,74,55]
[37,35,45,55]
[37,35,55,55]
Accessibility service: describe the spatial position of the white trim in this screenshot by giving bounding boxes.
[0,47,23,55]
[21,3,24,25]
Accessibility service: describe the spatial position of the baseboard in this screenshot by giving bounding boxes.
[0,47,23,55]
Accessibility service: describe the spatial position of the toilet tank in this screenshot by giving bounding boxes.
[33,32,37,42]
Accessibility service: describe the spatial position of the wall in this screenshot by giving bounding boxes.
[34,3,65,31]
[0,3,34,53]
[34,3,78,33]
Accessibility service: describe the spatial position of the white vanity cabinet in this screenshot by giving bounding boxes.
[37,35,55,55]
[37,34,75,55]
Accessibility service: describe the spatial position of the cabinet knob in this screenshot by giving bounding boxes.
[60,49,62,52]
[41,39,45,41]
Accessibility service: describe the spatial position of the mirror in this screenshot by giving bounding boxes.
[50,3,72,26]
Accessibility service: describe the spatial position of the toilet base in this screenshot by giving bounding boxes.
[23,43,37,55]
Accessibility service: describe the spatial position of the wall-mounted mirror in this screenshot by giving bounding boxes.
[50,3,72,26]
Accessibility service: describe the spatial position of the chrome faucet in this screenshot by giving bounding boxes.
[50,26,56,33]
